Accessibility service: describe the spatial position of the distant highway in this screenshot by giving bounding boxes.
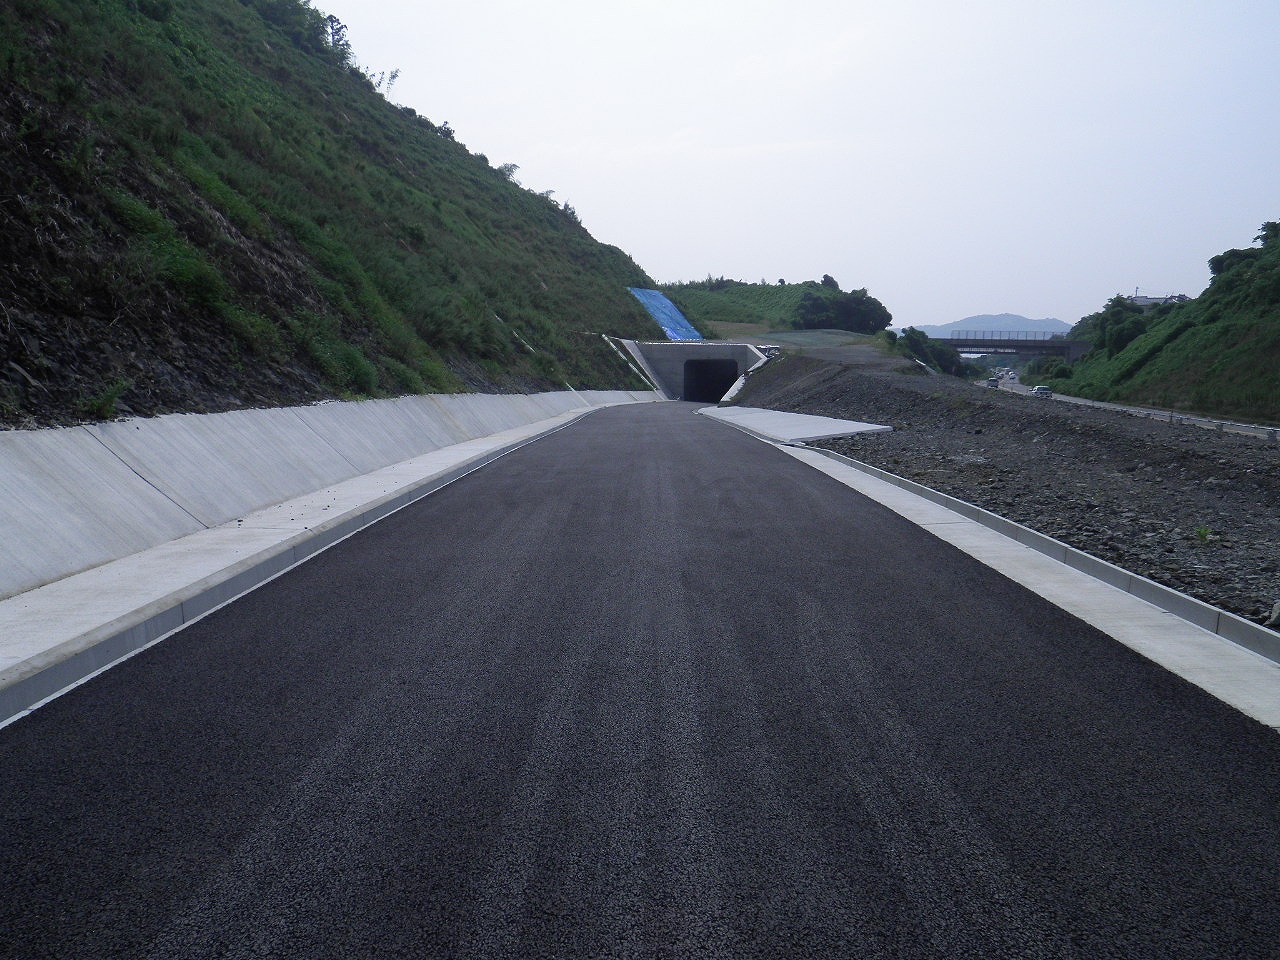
[2,403,1279,958]
[990,379,1279,440]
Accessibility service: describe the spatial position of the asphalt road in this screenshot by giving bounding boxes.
[992,378,1277,439]
[3,402,1279,958]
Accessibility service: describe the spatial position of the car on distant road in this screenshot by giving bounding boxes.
[986,377,1000,388]
[1031,385,1052,397]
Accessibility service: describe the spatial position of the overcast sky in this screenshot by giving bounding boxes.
[315,0,1278,329]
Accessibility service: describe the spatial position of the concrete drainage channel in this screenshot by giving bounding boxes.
[0,391,658,726]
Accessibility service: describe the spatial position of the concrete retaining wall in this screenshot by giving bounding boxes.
[0,390,658,600]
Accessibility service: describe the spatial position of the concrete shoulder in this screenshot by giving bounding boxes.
[698,405,891,442]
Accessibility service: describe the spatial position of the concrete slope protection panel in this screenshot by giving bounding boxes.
[627,288,703,341]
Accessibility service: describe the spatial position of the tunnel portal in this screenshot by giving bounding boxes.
[620,341,767,402]
[683,359,741,403]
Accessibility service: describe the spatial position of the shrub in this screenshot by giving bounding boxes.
[287,310,378,393]
[223,306,284,357]
[155,237,229,309]
[79,378,132,420]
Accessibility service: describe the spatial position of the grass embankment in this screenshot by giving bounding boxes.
[659,277,892,336]
[1046,225,1280,424]
[0,0,658,425]
[703,321,875,350]
[662,282,830,329]
[705,320,770,339]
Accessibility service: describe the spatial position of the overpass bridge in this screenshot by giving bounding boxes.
[935,330,1090,362]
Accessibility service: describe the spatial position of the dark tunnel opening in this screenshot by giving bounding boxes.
[682,359,741,403]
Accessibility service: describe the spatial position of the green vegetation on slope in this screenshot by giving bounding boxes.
[882,328,975,378]
[0,0,659,425]
[661,273,987,378]
[660,275,892,336]
[1045,223,1280,423]
[661,274,980,377]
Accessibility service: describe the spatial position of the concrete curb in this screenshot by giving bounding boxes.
[0,407,602,727]
[802,445,1280,665]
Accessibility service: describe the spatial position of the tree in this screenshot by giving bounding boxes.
[129,0,174,21]
[1069,294,1146,354]
[254,0,329,56]
[324,15,352,67]
[820,274,840,290]
[795,292,832,329]
[895,327,968,376]
[792,288,892,334]
[1209,247,1262,277]
[831,289,892,334]
[1105,316,1146,356]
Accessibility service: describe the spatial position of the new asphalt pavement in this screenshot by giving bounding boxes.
[3,401,1279,958]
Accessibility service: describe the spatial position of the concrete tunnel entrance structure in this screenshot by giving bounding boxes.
[683,359,742,403]
[621,341,769,402]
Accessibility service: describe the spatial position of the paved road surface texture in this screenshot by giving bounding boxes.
[3,403,1279,959]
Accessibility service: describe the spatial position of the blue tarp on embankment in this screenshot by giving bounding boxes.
[627,288,703,341]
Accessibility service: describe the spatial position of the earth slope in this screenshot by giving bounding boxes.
[0,0,658,428]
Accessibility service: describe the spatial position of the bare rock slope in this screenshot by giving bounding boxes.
[733,349,1280,627]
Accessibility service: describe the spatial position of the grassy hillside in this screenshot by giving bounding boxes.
[713,327,877,348]
[661,276,980,375]
[661,281,825,329]
[660,276,892,335]
[1046,224,1280,423]
[0,0,659,426]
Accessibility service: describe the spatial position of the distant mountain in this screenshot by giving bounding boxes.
[904,314,1070,337]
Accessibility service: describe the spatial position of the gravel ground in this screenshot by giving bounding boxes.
[733,349,1280,627]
